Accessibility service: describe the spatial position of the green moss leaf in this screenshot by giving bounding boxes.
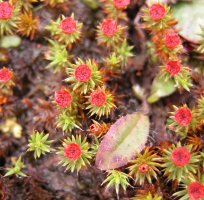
[172,0,204,43]
[95,112,150,170]
[147,75,176,104]
[0,35,21,48]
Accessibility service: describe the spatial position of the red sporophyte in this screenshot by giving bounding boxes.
[188,182,204,200]
[64,143,82,160]
[90,90,107,107]
[60,17,77,34]
[0,68,12,83]
[74,64,92,82]
[166,60,181,75]
[113,0,130,9]
[149,3,166,21]
[54,89,72,108]
[0,2,13,20]
[170,147,191,167]
[174,107,192,126]
[138,164,149,173]
[164,30,181,49]
[101,19,118,37]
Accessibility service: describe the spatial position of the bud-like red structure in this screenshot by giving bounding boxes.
[54,89,72,108]
[166,61,181,75]
[89,124,101,134]
[171,147,190,166]
[149,4,166,21]
[0,68,12,83]
[113,0,130,10]
[138,164,149,173]
[64,143,82,160]
[60,17,77,34]
[0,2,13,20]
[174,107,192,126]
[164,30,181,49]
[90,90,107,107]
[74,64,92,82]
[188,182,204,200]
[101,19,118,37]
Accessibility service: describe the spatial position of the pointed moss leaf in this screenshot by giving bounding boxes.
[147,75,176,104]
[82,0,99,10]
[172,1,204,43]
[95,112,150,170]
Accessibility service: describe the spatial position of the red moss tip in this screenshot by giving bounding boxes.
[170,147,190,167]
[60,17,77,34]
[74,64,91,82]
[166,60,181,75]
[164,30,181,49]
[89,124,100,134]
[90,90,107,107]
[0,68,12,83]
[174,107,192,126]
[113,0,130,9]
[64,143,82,160]
[149,4,166,21]
[188,182,204,200]
[101,19,118,37]
[0,2,13,20]
[138,164,149,173]
[54,89,72,108]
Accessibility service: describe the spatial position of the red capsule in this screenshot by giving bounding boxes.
[171,147,190,167]
[64,143,82,160]
[60,17,77,34]
[74,64,91,82]
[101,19,118,37]
[90,90,107,107]
[149,4,166,21]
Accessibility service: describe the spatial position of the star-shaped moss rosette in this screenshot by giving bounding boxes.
[104,52,123,72]
[46,39,72,73]
[54,88,80,112]
[187,135,202,151]
[142,3,174,32]
[17,11,38,40]
[197,26,204,54]
[0,67,15,95]
[152,29,183,62]
[116,39,133,67]
[173,176,204,200]
[102,170,130,196]
[43,0,66,7]
[85,87,116,118]
[167,105,197,138]
[162,142,200,182]
[27,131,53,159]
[0,1,20,36]
[89,120,109,138]
[97,18,126,48]
[65,58,103,94]
[5,156,26,177]
[159,60,192,91]
[200,152,204,168]
[132,192,162,200]
[128,148,161,185]
[103,40,133,71]
[56,110,81,133]
[46,14,82,46]
[197,96,204,120]
[57,135,93,173]
[101,0,130,21]
[11,0,37,13]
